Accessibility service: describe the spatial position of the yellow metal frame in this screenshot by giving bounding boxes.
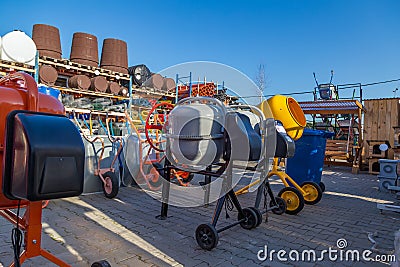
[236,158,309,197]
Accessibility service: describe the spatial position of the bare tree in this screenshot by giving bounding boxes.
[255,64,266,102]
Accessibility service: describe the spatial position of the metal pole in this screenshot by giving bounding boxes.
[129,76,133,118]
[175,74,179,103]
[34,52,39,83]
[189,72,192,97]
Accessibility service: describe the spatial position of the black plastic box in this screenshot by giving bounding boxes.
[3,110,85,201]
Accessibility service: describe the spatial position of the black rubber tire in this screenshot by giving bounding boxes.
[278,187,304,215]
[319,181,326,193]
[102,171,119,199]
[238,208,258,230]
[270,196,287,215]
[248,207,262,227]
[195,223,219,250]
[301,182,323,205]
[91,260,111,267]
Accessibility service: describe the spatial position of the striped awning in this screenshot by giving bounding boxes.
[299,100,363,115]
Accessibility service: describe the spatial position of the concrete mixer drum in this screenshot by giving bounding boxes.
[166,97,227,170]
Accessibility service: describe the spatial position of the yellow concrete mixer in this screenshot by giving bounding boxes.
[258,94,306,140]
[236,95,323,215]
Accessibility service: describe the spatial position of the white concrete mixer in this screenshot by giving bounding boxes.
[158,97,289,250]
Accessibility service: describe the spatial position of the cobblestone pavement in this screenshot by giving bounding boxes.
[1,166,400,266]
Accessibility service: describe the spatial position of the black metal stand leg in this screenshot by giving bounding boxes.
[204,166,212,207]
[228,189,244,215]
[157,162,171,220]
[211,195,226,227]
[254,180,264,209]
[266,180,277,206]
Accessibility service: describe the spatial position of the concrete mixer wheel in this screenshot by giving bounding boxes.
[102,171,119,199]
[91,260,111,267]
[196,223,219,250]
[270,197,287,215]
[238,208,258,230]
[301,182,323,205]
[278,187,304,215]
[248,207,263,227]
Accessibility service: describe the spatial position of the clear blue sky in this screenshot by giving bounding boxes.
[1,0,399,101]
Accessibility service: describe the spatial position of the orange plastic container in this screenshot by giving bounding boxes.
[0,72,64,209]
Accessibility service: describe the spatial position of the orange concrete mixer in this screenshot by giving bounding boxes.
[0,72,108,266]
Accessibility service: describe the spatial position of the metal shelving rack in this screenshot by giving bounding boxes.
[0,55,178,137]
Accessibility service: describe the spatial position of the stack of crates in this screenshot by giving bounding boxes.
[378,159,400,192]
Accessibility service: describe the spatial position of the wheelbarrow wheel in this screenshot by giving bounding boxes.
[91,260,111,267]
[301,182,322,205]
[103,171,119,199]
[270,197,287,215]
[278,187,304,215]
[238,208,258,230]
[195,223,219,250]
[248,207,262,227]
[319,181,326,192]
[42,200,50,208]
[147,162,163,188]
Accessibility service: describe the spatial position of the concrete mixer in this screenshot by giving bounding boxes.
[155,97,287,250]
[0,72,109,267]
[254,95,323,215]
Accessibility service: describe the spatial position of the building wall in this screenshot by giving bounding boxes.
[362,98,400,162]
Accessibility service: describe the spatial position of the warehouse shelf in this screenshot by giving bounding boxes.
[0,59,35,74]
[65,107,125,117]
[52,85,129,100]
[132,85,176,98]
[38,56,130,81]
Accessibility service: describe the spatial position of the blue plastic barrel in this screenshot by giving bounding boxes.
[286,129,334,185]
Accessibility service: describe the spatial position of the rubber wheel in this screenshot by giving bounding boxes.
[270,197,287,215]
[319,181,326,192]
[248,207,262,227]
[146,162,164,188]
[42,200,50,208]
[195,223,219,250]
[238,208,258,230]
[91,260,111,267]
[103,171,119,199]
[278,187,304,215]
[301,182,323,205]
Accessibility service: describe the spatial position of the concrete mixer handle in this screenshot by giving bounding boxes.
[177,97,227,114]
[229,105,266,122]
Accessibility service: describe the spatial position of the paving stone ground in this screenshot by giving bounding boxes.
[1,166,400,266]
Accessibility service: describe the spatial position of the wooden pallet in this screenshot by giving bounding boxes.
[65,107,125,117]
[53,85,129,101]
[39,56,130,81]
[325,139,354,166]
[132,85,176,98]
[0,59,35,73]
